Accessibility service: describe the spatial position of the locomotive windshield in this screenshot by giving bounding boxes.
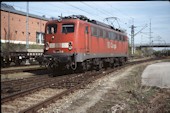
[62,24,74,33]
[46,24,57,34]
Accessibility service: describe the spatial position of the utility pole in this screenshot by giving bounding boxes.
[26,2,29,49]
[40,18,42,44]
[129,18,136,56]
[7,11,10,53]
[130,25,136,56]
[140,19,153,45]
[129,18,147,57]
[25,2,30,65]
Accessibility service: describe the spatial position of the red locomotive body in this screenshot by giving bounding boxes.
[43,15,128,72]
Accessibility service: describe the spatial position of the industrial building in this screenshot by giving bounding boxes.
[1,3,49,52]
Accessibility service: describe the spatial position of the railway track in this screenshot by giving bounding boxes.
[1,57,166,113]
[0,57,156,75]
[1,64,39,68]
[1,73,79,102]
[1,71,101,112]
[1,76,49,97]
[1,66,46,74]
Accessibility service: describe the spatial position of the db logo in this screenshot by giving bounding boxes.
[107,42,116,49]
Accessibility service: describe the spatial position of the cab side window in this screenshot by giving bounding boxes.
[85,26,88,34]
[46,24,57,34]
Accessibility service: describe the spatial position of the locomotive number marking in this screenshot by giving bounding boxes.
[49,42,72,48]
[49,43,55,48]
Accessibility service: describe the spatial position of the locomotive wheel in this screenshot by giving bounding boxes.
[82,61,87,72]
[122,58,126,65]
[96,60,103,71]
[103,61,110,70]
[119,58,124,66]
[108,58,114,68]
[110,62,114,68]
[114,58,119,67]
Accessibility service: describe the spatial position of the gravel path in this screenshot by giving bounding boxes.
[142,62,170,88]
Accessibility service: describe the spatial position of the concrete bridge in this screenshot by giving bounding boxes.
[135,43,170,48]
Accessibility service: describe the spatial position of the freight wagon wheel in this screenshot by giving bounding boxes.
[15,59,22,66]
[5,59,11,67]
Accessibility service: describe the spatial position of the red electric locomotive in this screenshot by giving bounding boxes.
[43,15,128,72]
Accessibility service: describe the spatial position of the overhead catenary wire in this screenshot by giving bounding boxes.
[105,3,132,20]
[51,2,99,20]
[81,2,124,28]
[6,2,129,25]
[62,2,105,21]
[83,2,131,30]
[81,2,112,18]
[63,2,94,15]
[46,2,80,16]
[4,2,130,32]
[80,2,106,19]
[4,2,110,22]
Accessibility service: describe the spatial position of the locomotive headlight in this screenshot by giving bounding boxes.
[51,36,54,40]
[45,42,49,50]
[68,42,72,50]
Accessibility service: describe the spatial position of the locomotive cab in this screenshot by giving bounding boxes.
[44,19,79,71]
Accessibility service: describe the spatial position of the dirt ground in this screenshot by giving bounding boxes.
[87,63,170,113]
[142,62,170,88]
[38,60,170,113]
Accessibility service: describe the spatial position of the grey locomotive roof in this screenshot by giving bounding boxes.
[1,3,49,21]
[62,15,126,34]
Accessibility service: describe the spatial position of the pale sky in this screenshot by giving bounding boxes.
[2,1,170,46]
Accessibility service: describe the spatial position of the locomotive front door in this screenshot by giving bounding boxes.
[85,26,90,53]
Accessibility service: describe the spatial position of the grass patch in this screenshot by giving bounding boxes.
[115,64,170,112]
[87,63,170,113]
